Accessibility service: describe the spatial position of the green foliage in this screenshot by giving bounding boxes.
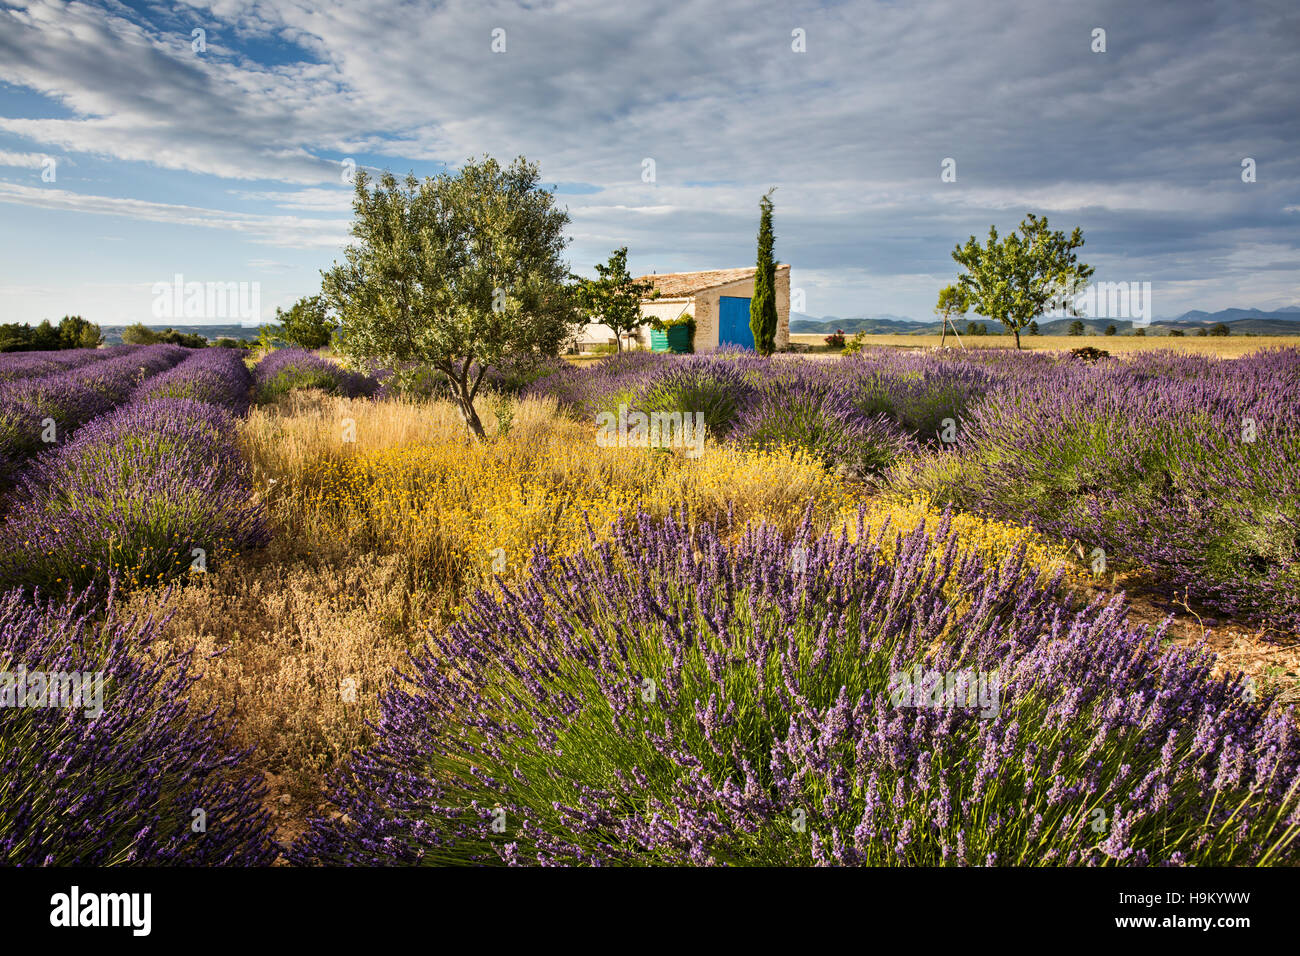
[256,324,283,350]
[1104,323,1117,336]
[749,188,779,355]
[324,157,581,438]
[121,322,158,345]
[0,317,100,352]
[1209,322,1230,337]
[119,323,206,347]
[841,331,867,355]
[951,213,1094,349]
[1028,320,1040,335]
[1134,327,1147,337]
[274,294,337,350]
[58,315,103,349]
[1167,329,1184,337]
[572,248,658,353]
[1067,320,1085,336]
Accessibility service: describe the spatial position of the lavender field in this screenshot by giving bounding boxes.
[2,342,1298,868]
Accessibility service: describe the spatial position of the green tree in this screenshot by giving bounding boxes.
[324,157,580,439]
[1195,327,1208,337]
[572,248,658,353]
[1134,326,1146,337]
[1028,320,1040,335]
[1104,323,1117,336]
[1208,322,1230,337]
[275,295,337,350]
[935,284,967,347]
[257,324,284,350]
[1168,329,1184,337]
[121,322,161,345]
[951,213,1094,350]
[56,315,101,348]
[30,319,61,351]
[749,188,779,355]
[1067,320,1085,336]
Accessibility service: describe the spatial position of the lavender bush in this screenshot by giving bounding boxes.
[131,347,254,416]
[0,586,277,865]
[733,365,916,477]
[294,510,1300,866]
[0,344,189,482]
[906,348,1300,627]
[631,353,762,439]
[0,397,268,594]
[0,345,132,383]
[253,348,378,401]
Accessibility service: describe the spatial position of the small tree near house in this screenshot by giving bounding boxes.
[572,248,659,352]
[324,158,580,439]
[749,188,779,355]
[950,213,1094,350]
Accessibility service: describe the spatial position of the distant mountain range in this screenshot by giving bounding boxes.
[790,307,1300,336]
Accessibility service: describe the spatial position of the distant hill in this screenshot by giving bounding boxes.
[100,323,265,345]
[790,306,1300,336]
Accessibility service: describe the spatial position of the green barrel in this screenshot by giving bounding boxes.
[649,329,669,352]
[665,325,693,353]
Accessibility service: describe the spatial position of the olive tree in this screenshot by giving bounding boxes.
[324,157,580,438]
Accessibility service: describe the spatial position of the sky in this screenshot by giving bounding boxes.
[0,0,1297,325]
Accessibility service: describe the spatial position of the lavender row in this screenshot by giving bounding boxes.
[294,509,1300,866]
[0,587,277,865]
[0,345,133,384]
[253,348,378,400]
[131,346,255,416]
[527,346,1300,627]
[0,394,268,595]
[909,348,1300,626]
[0,344,190,483]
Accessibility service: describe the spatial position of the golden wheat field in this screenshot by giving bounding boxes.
[788,333,1299,356]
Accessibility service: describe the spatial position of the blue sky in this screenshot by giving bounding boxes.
[0,0,1297,325]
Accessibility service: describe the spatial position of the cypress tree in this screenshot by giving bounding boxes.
[749,188,778,354]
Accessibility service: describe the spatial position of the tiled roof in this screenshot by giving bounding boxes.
[634,265,786,299]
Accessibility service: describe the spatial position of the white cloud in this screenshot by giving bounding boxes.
[0,150,50,168]
[0,181,350,248]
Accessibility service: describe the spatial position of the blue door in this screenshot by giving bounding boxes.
[718,296,754,349]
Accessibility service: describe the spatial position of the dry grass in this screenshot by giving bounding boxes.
[121,537,439,841]
[789,333,1297,357]
[245,391,859,600]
